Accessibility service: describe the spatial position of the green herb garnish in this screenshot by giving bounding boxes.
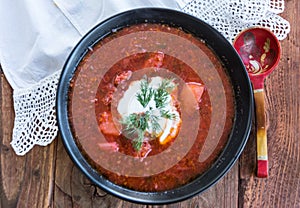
[154,78,175,109]
[136,77,154,108]
[160,109,177,120]
[121,113,148,151]
[121,76,177,151]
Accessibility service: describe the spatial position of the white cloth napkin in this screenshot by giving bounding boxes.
[0,0,183,89]
[0,0,183,155]
[0,0,290,155]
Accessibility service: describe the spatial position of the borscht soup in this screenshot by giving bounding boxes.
[68,23,235,192]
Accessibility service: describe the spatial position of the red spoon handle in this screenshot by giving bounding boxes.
[254,89,268,178]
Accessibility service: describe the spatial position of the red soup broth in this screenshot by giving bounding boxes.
[68,23,235,192]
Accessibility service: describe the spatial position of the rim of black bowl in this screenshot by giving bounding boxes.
[56,8,253,205]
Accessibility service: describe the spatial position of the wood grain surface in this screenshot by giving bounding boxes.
[1,1,299,207]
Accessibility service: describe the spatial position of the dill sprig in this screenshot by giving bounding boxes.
[136,77,154,108]
[121,77,177,151]
[147,112,162,136]
[154,79,175,108]
[120,113,149,151]
[160,109,177,120]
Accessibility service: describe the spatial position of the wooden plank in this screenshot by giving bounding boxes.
[0,72,57,208]
[238,0,300,207]
[15,144,56,208]
[0,72,25,208]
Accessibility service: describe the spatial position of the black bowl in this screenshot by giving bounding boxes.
[57,8,253,204]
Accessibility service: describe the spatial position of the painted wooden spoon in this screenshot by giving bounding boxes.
[234,27,281,178]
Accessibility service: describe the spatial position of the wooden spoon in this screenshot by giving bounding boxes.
[234,27,281,178]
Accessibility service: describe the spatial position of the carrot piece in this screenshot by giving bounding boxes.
[99,112,121,136]
[186,82,205,103]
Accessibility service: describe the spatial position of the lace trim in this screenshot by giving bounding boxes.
[182,0,290,42]
[11,70,61,155]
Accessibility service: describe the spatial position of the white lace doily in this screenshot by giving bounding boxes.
[11,70,61,155]
[10,0,290,155]
[182,0,290,41]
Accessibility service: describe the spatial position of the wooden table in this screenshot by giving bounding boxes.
[1,1,299,207]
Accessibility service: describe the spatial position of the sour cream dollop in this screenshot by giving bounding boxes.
[117,76,181,144]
